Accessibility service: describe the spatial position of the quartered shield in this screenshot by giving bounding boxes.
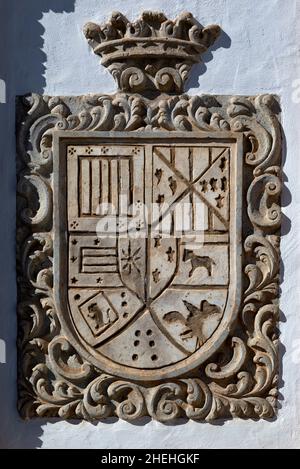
[55,134,242,381]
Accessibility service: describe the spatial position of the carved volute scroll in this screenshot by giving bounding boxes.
[17,11,281,422]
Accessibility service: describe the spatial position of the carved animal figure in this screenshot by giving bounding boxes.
[163,299,222,347]
[183,249,215,277]
[87,303,115,331]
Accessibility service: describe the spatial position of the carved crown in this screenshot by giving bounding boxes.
[84,11,220,94]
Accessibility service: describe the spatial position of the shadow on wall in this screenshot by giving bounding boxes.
[12,0,76,94]
[186,28,231,91]
[0,0,76,449]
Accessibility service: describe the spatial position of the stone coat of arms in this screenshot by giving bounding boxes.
[17,11,281,421]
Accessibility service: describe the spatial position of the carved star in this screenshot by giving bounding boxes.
[121,241,141,274]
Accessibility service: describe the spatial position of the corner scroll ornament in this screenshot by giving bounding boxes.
[17,12,281,422]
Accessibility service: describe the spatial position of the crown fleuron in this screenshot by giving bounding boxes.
[83,11,220,94]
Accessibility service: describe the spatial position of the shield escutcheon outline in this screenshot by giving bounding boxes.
[53,130,243,381]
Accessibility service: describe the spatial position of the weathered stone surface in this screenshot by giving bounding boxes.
[83,11,220,94]
[16,11,281,422]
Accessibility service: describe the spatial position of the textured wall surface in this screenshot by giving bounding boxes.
[0,0,300,448]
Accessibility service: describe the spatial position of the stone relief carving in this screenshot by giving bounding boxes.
[83,11,220,94]
[17,12,281,422]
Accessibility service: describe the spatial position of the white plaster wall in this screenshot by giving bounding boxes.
[0,0,300,448]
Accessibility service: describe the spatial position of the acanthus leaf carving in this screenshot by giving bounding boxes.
[244,234,279,302]
[247,166,281,231]
[205,337,247,380]
[17,17,281,422]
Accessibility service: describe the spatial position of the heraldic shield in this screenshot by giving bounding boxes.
[55,132,243,381]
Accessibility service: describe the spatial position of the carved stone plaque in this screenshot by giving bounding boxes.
[56,135,241,380]
[17,12,281,422]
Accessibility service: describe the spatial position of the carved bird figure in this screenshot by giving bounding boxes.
[163,299,222,347]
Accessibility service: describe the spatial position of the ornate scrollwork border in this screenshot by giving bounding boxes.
[17,92,281,421]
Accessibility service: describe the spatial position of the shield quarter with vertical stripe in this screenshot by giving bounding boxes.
[55,132,243,381]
